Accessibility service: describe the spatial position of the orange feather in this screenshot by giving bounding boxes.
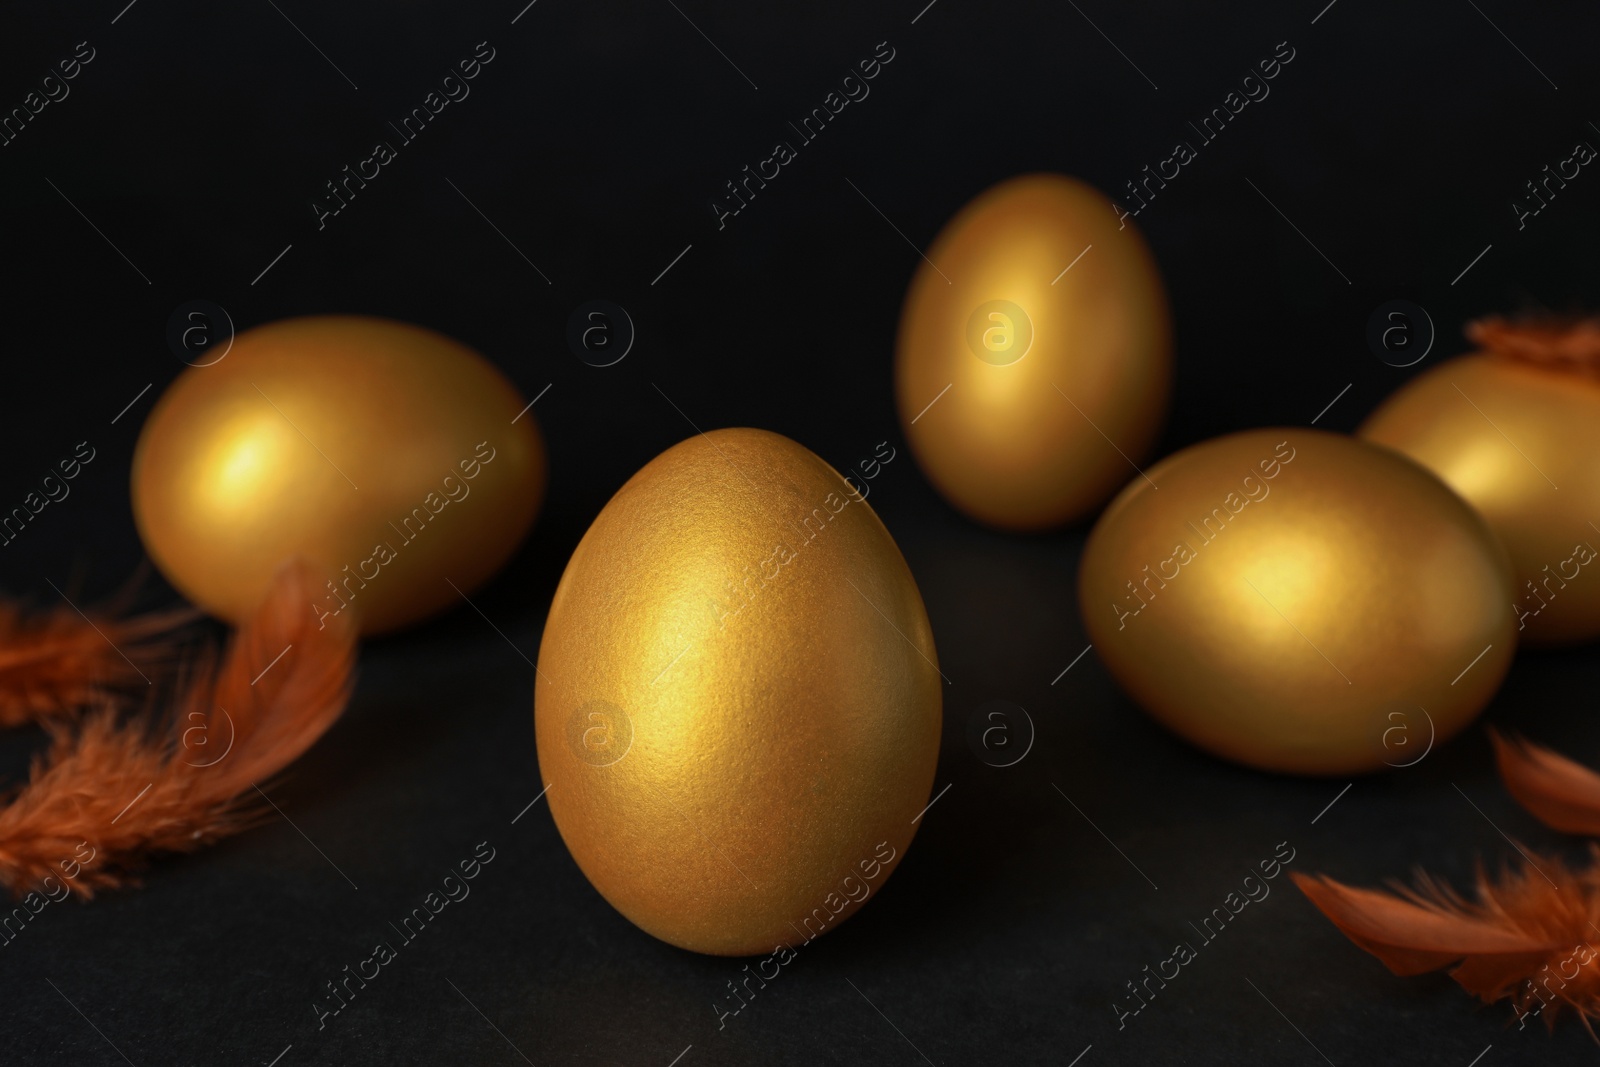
[0,558,356,899]
[1492,730,1600,838]
[1293,857,1600,1033]
[0,598,191,728]
[1467,315,1600,376]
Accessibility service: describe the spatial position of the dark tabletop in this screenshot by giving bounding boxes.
[3,1,1599,1064]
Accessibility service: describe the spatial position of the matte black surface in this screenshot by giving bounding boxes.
[2,2,1599,1064]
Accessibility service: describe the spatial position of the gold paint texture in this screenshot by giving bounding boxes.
[535,429,941,956]
[895,173,1172,531]
[1080,429,1514,776]
[1361,353,1600,644]
[132,315,545,634]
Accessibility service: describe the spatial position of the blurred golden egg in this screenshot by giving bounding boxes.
[534,428,941,956]
[132,315,545,635]
[1079,428,1514,776]
[1361,339,1600,645]
[894,173,1172,531]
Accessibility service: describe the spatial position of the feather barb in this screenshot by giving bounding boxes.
[0,558,356,898]
[1293,856,1600,1033]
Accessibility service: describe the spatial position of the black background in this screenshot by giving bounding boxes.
[2,1,1599,1064]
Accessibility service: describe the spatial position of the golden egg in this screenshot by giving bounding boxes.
[894,173,1172,531]
[1079,428,1515,776]
[534,428,941,956]
[1360,345,1600,645]
[132,315,545,635]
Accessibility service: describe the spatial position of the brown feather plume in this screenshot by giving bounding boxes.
[1293,857,1600,1034]
[1468,315,1600,376]
[0,599,191,728]
[0,558,356,898]
[1492,730,1600,838]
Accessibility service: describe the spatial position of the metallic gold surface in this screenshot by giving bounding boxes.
[131,315,545,635]
[534,429,941,956]
[894,173,1172,531]
[1360,353,1600,645]
[1079,429,1515,776]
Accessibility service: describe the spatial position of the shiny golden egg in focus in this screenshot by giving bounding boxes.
[1360,325,1600,645]
[534,429,941,956]
[1079,429,1514,776]
[894,173,1172,531]
[132,315,545,635]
